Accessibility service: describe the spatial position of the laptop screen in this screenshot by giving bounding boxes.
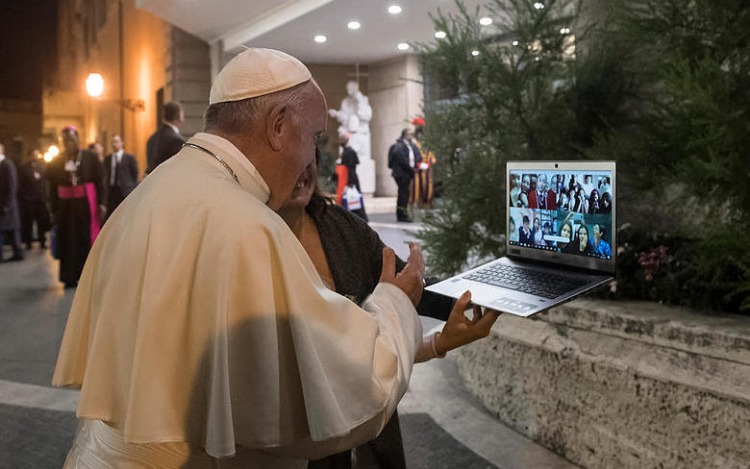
[506,162,616,273]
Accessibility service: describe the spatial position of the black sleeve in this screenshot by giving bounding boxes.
[88,152,106,206]
[145,133,157,174]
[165,133,185,161]
[46,160,61,217]
[129,154,139,181]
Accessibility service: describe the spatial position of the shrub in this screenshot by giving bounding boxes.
[417,0,750,313]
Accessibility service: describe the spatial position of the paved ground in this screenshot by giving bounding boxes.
[0,210,577,468]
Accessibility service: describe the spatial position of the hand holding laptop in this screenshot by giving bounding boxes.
[434,291,502,356]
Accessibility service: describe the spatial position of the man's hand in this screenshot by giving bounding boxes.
[434,291,501,355]
[379,244,424,306]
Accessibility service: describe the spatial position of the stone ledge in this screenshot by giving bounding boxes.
[545,299,750,365]
[455,299,750,469]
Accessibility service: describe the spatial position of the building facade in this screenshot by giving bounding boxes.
[46,0,425,195]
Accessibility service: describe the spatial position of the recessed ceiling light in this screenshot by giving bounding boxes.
[479,17,493,26]
[471,50,480,56]
[397,42,409,51]
[434,31,447,39]
[314,35,327,43]
[348,21,361,30]
[388,5,402,14]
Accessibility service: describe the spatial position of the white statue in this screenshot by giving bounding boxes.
[328,80,372,163]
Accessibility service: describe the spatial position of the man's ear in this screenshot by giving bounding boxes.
[266,103,288,152]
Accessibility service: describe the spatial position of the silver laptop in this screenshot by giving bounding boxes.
[426,161,616,317]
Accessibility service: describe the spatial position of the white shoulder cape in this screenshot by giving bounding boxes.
[52,134,421,460]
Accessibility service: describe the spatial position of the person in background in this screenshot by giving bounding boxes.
[592,224,612,258]
[102,134,139,220]
[87,142,104,163]
[543,222,555,247]
[581,174,596,197]
[509,216,519,242]
[53,47,429,467]
[146,101,185,174]
[388,128,417,222]
[0,142,24,262]
[17,149,50,249]
[572,187,588,213]
[339,133,360,193]
[46,126,105,288]
[557,220,574,251]
[517,174,531,208]
[564,224,595,255]
[528,173,556,210]
[532,217,544,245]
[334,156,348,205]
[277,150,499,468]
[598,176,611,195]
[339,132,367,221]
[519,215,533,244]
[558,190,570,212]
[588,188,602,214]
[601,192,612,213]
[409,117,436,210]
[509,174,521,208]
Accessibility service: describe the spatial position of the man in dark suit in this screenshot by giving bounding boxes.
[18,149,51,249]
[146,101,185,174]
[103,135,139,220]
[0,142,24,261]
[388,128,418,222]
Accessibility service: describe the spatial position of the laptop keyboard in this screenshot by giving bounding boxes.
[463,264,588,299]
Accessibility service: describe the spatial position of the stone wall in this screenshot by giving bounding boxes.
[455,299,750,469]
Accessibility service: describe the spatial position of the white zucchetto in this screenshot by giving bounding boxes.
[209,48,312,104]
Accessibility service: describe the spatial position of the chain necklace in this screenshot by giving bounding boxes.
[182,142,240,186]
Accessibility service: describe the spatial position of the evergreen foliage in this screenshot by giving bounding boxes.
[417,0,750,312]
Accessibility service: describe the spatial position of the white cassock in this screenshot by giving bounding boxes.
[52,132,422,468]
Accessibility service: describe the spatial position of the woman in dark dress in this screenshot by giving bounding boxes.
[46,126,105,288]
[277,150,500,469]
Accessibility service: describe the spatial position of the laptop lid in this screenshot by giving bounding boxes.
[507,161,616,274]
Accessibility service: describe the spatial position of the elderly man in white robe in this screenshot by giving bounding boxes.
[53,48,431,468]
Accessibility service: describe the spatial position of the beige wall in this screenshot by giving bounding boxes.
[368,54,424,196]
[166,29,211,137]
[0,100,43,156]
[46,0,172,175]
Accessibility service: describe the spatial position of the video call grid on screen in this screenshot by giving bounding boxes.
[508,169,614,261]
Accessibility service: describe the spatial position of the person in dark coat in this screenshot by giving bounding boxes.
[0,142,24,262]
[102,134,139,220]
[388,128,418,222]
[46,126,105,288]
[339,133,367,221]
[146,101,185,174]
[17,149,50,249]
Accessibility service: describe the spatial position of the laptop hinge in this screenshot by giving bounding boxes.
[506,254,613,276]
